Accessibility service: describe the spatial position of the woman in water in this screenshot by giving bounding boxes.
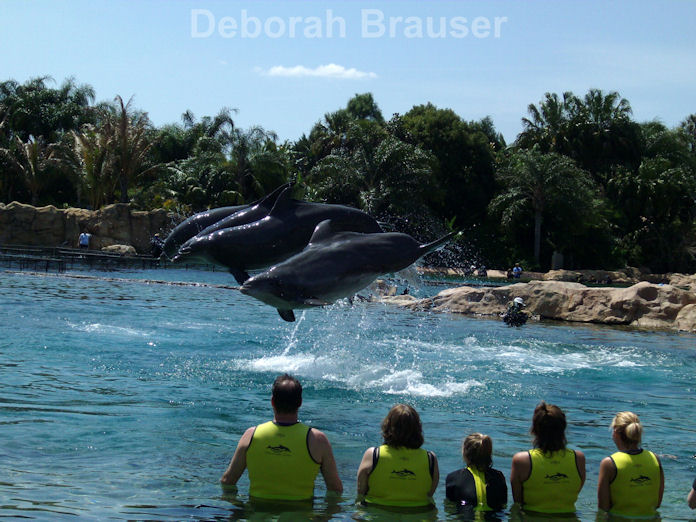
[357,404,439,509]
[597,411,664,517]
[446,432,507,515]
[510,401,586,515]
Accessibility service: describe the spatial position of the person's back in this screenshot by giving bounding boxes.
[246,420,320,500]
[446,433,507,515]
[511,402,585,515]
[357,404,439,509]
[221,373,342,500]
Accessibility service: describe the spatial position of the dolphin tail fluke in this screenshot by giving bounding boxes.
[229,267,251,285]
[419,231,461,257]
[277,309,296,322]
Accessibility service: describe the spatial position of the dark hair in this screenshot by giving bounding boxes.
[271,373,302,414]
[381,404,424,449]
[463,433,493,469]
[531,401,567,453]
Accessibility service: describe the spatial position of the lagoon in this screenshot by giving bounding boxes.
[1,268,695,520]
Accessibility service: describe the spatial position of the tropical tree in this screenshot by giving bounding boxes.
[106,95,161,203]
[489,148,602,266]
[70,123,116,209]
[0,135,62,205]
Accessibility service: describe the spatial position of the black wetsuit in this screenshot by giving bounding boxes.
[446,466,507,516]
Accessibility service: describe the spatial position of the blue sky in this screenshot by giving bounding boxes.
[2,0,695,143]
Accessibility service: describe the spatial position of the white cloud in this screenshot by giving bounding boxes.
[258,63,377,79]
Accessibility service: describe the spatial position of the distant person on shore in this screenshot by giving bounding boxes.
[510,401,586,515]
[445,432,507,516]
[357,404,439,509]
[688,478,696,509]
[220,373,343,500]
[150,233,164,258]
[512,263,523,278]
[78,231,91,249]
[597,411,664,517]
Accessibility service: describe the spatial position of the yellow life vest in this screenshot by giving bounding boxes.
[469,467,490,511]
[523,448,581,513]
[365,445,434,507]
[609,450,660,517]
[246,421,320,500]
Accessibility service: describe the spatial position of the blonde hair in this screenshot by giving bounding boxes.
[462,433,493,469]
[611,411,643,445]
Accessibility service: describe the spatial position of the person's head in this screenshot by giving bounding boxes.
[513,297,525,307]
[381,404,424,449]
[463,432,493,470]
[611,411,642,447]
[271,373,302,414]
[531,401,567,453]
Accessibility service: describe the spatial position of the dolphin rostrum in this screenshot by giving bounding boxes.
[239,220,460,322]
[160,181,293,260]
[172,191,383,285]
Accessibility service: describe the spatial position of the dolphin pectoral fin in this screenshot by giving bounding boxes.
[229,268,250,285]
[277,309,296,322]
[302,298,330,307]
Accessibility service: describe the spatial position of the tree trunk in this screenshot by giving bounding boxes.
[534,209,542,263]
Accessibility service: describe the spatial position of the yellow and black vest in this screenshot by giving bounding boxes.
[609,450,660,517]
[365,445,434,507]
[523,448,582,513]
[246,421,320,500]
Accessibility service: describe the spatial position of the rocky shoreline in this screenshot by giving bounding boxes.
[383,274,696,333]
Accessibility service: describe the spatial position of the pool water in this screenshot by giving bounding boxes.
[1,268,695,520]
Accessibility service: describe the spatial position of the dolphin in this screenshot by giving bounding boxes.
[172,192,384,285]
[160,182,293,260]
[239,220,459,322]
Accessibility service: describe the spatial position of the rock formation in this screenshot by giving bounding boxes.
[383,280,696,333]
[0,201,177,254]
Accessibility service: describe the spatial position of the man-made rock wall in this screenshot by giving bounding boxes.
[385,280,696,333]
[0,201,177,254]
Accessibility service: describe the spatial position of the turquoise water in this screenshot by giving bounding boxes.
[2,268,696,520]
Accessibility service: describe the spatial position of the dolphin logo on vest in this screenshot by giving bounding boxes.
[267,444,291,454]
[545,472,568,481]
[391,468,416,479]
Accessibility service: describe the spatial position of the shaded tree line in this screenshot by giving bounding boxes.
[1,76,694,273]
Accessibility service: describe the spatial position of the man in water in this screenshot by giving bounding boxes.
[220,373,343,500]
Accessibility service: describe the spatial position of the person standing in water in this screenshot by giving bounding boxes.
[445,432,507,515]
[357,404,439,509]
[510,401,586,515]
[597,411,664,517]
[220,373,343,500]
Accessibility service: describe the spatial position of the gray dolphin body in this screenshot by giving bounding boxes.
[239,220,459,322]
[160,182,293,260]
[172,193,384,285]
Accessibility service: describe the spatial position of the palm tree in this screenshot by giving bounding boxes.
[71,123,116,209]
[0,135,61,205]
[489,148,599,264]
[108,95,161,203]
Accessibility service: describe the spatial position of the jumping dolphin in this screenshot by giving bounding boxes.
[160,182,293,260]
[239,220,459,322]
[172,191,384,285]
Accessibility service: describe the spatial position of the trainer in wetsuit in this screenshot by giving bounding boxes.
[220,373,343,500]
[510,401,586,515]
[598,411,664,517]
[357,404,439,509]
[446,432,507,515]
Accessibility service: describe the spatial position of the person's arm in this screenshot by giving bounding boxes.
[656,456,664,508]
[308,428,343,494]
[510,451,531,505]
[356,447,375,497]
[428,451,440,497]
[575,450,586,490]
[220,426,254,486]
[688,487,696,509]
[597,456,616,512]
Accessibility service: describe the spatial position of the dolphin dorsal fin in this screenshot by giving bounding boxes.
[268,184,294,216]
[307,220,336,245]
